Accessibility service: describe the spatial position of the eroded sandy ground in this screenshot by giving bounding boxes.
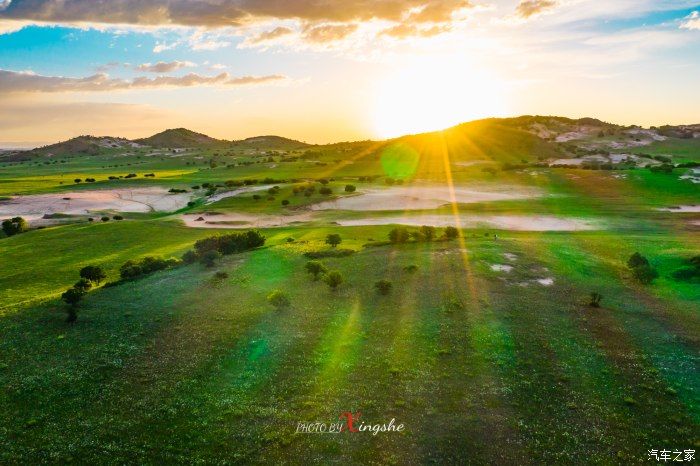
[0,187,193,221]
[656,205,700,213]
[310,185,542,211]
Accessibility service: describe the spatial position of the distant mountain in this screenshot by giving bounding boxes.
[232,135,311,150]
[16,136,141,160]
[134,128,228,148]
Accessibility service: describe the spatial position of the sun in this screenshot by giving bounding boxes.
[372,57,509,139]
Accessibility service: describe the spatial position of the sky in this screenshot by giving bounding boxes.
[0,0,699,147]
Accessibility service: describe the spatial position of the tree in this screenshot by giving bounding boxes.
[282,199,290,206]
[119,260,143,279]
[61,287,86,323]
[375,279,392,295]
[73,278,93,292]
[325,234,342,248]
[419,225,436,241]
[2,217,29,237]
[305,260,328,280]
[325,271,344,291]
[200,250,221,268]
[319,187,333,195]
[80,265,106,285]
[444,226,459,240]
[388,227,409,244]
[627,252,649,269]
[344,184,356,192]
[267,290,290,309]
[589,292,603,308]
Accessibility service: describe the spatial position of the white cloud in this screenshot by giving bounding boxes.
[680,11,700,30]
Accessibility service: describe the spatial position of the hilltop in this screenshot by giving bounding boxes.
[133,128,226,148]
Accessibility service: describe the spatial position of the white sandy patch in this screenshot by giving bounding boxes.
[336,215,600,231]
[0,187,192,221]
[503,253,518,261]
[656,205,700,213]
[311,185,541,212]
[536,278,555,286]
[491,264,513,272]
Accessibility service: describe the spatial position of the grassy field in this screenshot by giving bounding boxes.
[0,125,698,464]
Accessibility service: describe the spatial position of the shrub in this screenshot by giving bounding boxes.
[139,256,169,273]
[113,215,124,221]
[325,234,342,248]
[214,271,229,280]
[200,250,221,268]
[319,187,333,195]
[419,225,436,241]
[73,278,93,292]
[444,226,459,239]
[325,271,344,290]
[2,216,29,237]
[344,184,356,192]
[389,227,410,244]
[305,260,328,280]
[403,264,418,273]
[119,260,143,280]
[627,252,649,269]
[79,265,106,285]
[589,292,603,308]
[61,288,86,323]
[282,199,290,206]
[267,290,291,309]
[101,216,110,222]
[632,264,659,285]
[304,249,355,259]
[182,250,198,264]
[375,279,392,295]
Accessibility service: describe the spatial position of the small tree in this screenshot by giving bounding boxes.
[344,184,356,193]
[73,278,93,292]
[61,288,86,323]
[182,250,198,264]
[80,265,106,285]
[388,227,410,244]
[267,290,290,309]
[627,252,649,269]
[319,187,333,195]
[375,279,392,295]
[325,271,344,291]
[419,225,436,241]
[325,234,342,248]
[305,260,328,280]
[119,260,143,280]
[200,250,221,268]
[589,292,603,308]
[444,226,459,239]
[2,217,29,237]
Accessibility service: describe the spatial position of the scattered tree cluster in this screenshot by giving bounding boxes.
[120,256,180,280]
[2,217,28,237]
[388,226,459,244]
[60,265,106,323]
[182,230,267,267]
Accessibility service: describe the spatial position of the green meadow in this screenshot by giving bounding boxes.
[0,120,698,464]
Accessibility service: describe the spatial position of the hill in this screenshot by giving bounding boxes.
[232,135,310,150]
[134,128,226,148]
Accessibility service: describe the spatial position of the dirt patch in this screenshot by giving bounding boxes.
[0,187,193,221]
[181,212,313,229]
[656,205,700,213]
[311,184,541,212]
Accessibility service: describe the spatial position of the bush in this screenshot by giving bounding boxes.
[200,250,221,268]
[267,290,290,309]
[319,187,333,195]
[444,226,459,239]
[419,225,436,241]
[61,288,86,323]
[325,271,344,290]
[304,249,355,259]
[305,260,328,280]
[671,267,699,282]
[101,216,110,222]
[2,217,29,237]
[375,279,392,295]
[194,231,266,256]
[325,234,342,248]
[344,184,356,192]
[627,252,649,269]
[282,199,290,206]
[119,260,143,280]
[113,215,124,221]
[182,250,198,264]
[589,292,602,308]
[403,264,418,273]
[79,265,106,285]
[73,278,93,292]
[214,271,229,280]
[632,264,659,285]
[389,227,410,244]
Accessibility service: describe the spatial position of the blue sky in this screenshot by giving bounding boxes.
[0,0,699,146]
